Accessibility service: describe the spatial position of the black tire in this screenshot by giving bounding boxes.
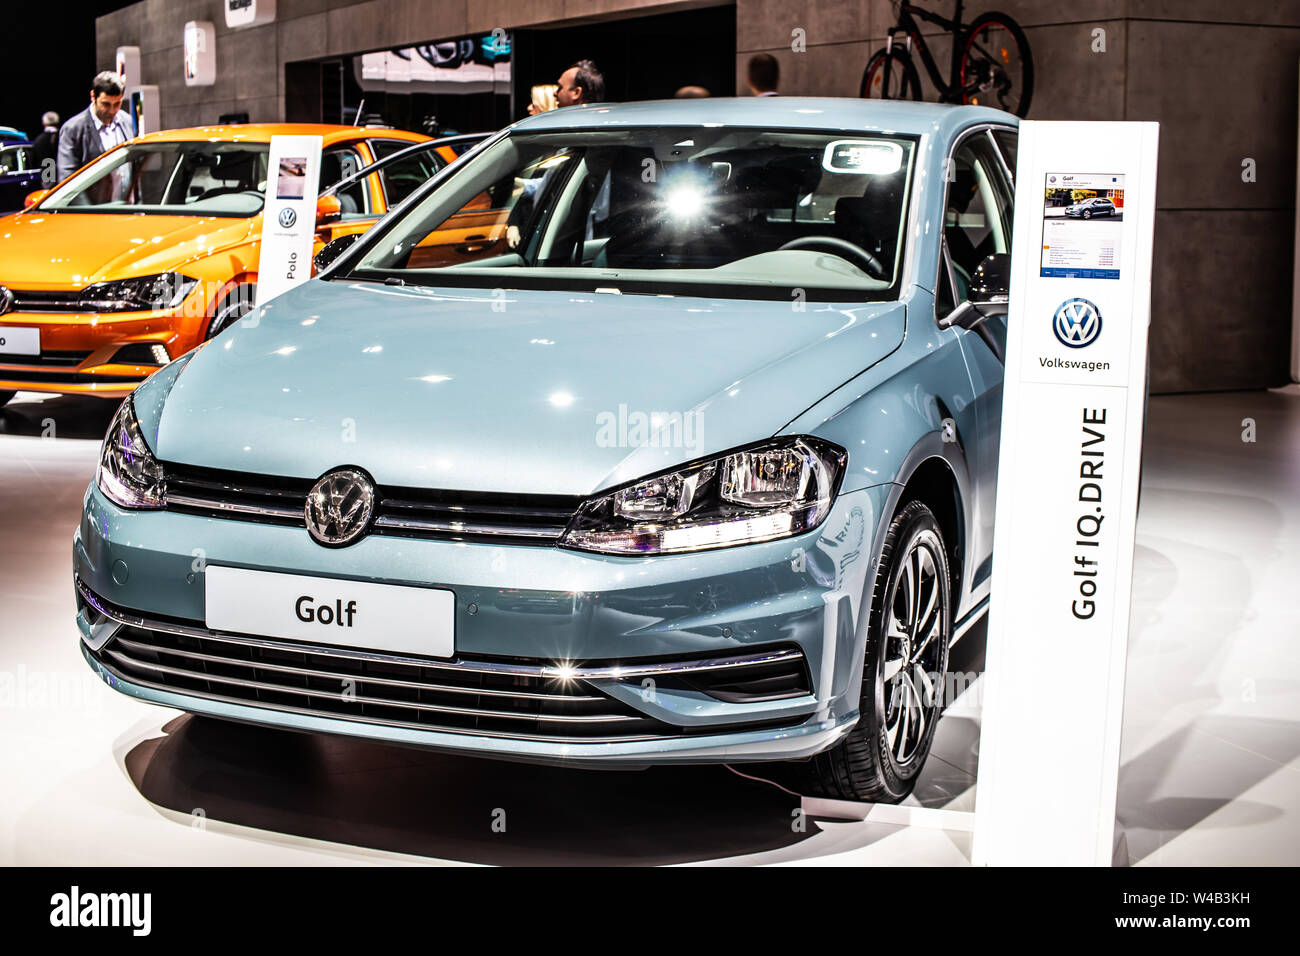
[860,46,922,101]
[1082,209,1092,219]
[204,282,258,340]
[798,500,952,803]
[961,12,1034,117]
[0,390,15,407]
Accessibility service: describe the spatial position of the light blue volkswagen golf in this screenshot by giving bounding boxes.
[76,98,1017,803]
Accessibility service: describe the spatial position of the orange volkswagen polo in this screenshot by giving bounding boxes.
[0,123,432,405]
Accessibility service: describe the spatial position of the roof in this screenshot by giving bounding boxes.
[512,96,1018,138]
[130,123,429,146]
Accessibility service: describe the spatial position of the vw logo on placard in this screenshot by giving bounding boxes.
[1052,297,1102,349]
[278,206,297,229]
[305,468,375,546]
[0,286,13,316]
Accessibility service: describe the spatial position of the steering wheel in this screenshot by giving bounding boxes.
[777,236,887,280]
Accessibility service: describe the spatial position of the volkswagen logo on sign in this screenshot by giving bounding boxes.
[0,286,13,316]
[305,468,375,547]
[1052,297,1102,349]
[278,206,298,229]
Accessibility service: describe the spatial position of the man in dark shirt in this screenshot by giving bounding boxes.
[32,112,60,181]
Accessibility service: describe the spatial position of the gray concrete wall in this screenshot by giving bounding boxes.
[96,0,1300,392]
[739,0,1300,392]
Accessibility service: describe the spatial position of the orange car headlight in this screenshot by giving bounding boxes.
[79,273,198,312]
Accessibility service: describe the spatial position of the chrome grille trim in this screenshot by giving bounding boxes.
[109,633,604,702]
[165,493,303,521]
[101,647,634,723]
[372,515,564,538]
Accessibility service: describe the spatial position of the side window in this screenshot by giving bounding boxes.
[944,134,1012,300]
[321,146,368,218]
[371,141,444,208]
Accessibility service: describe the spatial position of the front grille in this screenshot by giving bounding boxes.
[163,462,582,546]
[8,289,85,312]
[79,584,808,743]
[0,349,92,368]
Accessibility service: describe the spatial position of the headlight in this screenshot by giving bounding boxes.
[80,272,198,312]
[97,398,166,509]
[561,437,846,555]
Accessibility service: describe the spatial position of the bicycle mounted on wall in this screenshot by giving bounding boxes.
[860,1,1033,118]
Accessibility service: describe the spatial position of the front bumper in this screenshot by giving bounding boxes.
[0,306,198,397]
[74,480,888,766]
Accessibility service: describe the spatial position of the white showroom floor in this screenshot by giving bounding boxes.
[1,387,1296,866]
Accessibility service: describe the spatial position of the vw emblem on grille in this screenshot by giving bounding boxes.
[1052,297,1102,349]
[278,206,298,228]
[0,286,13,316]
[305,468,375,547]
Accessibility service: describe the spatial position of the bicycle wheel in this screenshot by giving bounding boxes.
[860,46,922,101]
[960,12,1033,117]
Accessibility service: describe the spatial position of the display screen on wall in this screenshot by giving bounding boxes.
[356,33,512,94]
[226,0,276,29]
[184,21,216,87]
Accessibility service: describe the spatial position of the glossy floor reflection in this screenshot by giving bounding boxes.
[1,387,1297,865]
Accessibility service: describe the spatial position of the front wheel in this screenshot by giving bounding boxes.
[797,500,952,803]
[204,282,257,340]
[860,46,922,101]
[960,12,1034,117]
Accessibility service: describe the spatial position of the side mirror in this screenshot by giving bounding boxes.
[938,253,1011,363]
[313,232,361,274]
[315,194,342,227]
[24,188,50,209]
[967,252,1011,315]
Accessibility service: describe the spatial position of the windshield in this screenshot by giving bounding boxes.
[40,141,270,216]
[348,127,916,300]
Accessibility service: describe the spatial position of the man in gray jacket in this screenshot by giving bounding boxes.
[56,72,134,183]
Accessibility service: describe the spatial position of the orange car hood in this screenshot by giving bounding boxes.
[0,211,257,288]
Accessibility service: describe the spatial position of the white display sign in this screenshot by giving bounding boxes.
[0,327,40,356]
[114,46,140,89]
[255,135,323,306]
[973,121,1159,866]
[206,565,455,659]
[225,0,276,29]
[183,21,216,87]
[128,85,158,137]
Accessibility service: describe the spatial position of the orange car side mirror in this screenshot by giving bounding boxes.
[315,194,342,227]
[24,188,50,209]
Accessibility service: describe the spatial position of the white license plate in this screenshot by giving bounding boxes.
[205,566,455,658]
[0,327,39,356]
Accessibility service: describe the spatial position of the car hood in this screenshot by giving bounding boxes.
[0,211,254,287]
[152,279,905,495]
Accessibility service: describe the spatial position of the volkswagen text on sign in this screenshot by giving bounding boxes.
[255,135,322,306]
[974,121,1159,866]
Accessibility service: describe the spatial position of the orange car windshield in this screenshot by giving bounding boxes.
[42,142,271,217]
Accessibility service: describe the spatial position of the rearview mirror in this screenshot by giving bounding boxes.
[24,188,50,209]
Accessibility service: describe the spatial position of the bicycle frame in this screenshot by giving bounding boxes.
[883,0,968,102]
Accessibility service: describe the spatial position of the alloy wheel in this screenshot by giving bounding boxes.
[880,535,946,767]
